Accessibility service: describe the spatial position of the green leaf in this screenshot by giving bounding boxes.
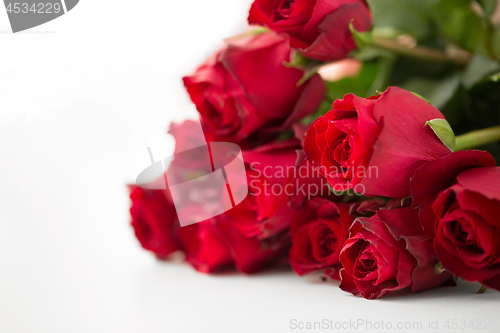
[349,22,372,50]
[283,50,313,69]
[326,61,375,100]
[401,73,461,109]
[325,58,392,102]
[296,65,322,87]
[462,53,500,88]
[285,50,324,87]
[432,0,489,54]
[426,118,456,151]
[493,28,500,60]
[410,91,431,104]
[367,0,437,40]
[477,0,497,17]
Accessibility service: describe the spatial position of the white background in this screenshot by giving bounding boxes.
[0,1,499,332]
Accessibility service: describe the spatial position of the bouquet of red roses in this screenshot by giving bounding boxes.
[129,0,500,299]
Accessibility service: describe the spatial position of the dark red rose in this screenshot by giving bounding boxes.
[178,217,290,274]
[233,139,301,238]
[233,139,336,240]
[411,150,496,237]
[177,220,234,273]
[411,151,500,291]
[183,30,325,145]
[166,119,251,227]
[289,198,353,279]
[248,0,372,62]
[339,207,453,299]
[217,220,290,274]
[129,186,180,259]
[304,86,453,198]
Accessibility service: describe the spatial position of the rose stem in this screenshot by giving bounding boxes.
[454,125,500,151]
[371,36,471,67]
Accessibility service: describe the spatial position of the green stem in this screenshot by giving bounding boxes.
[455,125,500,151]
[371,36,471,67]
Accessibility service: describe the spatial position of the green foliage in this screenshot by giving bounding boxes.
[425,118,456,151]
[308,0,500,158]
[432,0,490,55]
[349,22,372,49]
[461,53,500,88]
[401,74,461,110]
[326,59,391,102]
[476,0,498,17]
[367,0,438,40]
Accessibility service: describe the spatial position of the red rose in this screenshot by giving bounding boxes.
[411,151,499,291]
[129,186,180,259]
[339,207,453,299]
[248,0,372,62]
[411,150,496,237]
[218,220,290,274]
[232,139,300,238]
[183,30,325,144]
[304,86,453,198]
[289,198,388,279]
[289,198,353,279]
[169,119,208,153]
[177,220,234,273]
[233,139,335,239]
[178,217,290,274]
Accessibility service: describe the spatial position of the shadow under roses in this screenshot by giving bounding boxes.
[376,280,500,302]
[140,255,296,278]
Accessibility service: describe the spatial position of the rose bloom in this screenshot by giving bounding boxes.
[129,183,289,274]
[165,120,307,239]
[177,220,234,273]
[218,219,290,274]
[304,86,452,198]
[234,139,301,238]
[339,207,453,299]
[129,186,180,259]
[183,30,325,145]
[411,150,500,291]
[234,139,337,240]
[289,197,354,279]
[289,198,389,279]
[248,0,372,62]
[178,217,290,274]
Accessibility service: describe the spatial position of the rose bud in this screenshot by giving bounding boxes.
[177,220,234,273]
[304,86,453,198]
[411,151,500,291]
[339,207,454,299]
[234,139,337,240]
[129,186,181,259]
[178,218,289,274]
[183,30,325,145]
[218,221,290,274]
[289,198,354,279]
[248,0,372,62]
[228,139,302,239]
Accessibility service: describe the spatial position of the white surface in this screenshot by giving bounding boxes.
[0,1,499,333]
